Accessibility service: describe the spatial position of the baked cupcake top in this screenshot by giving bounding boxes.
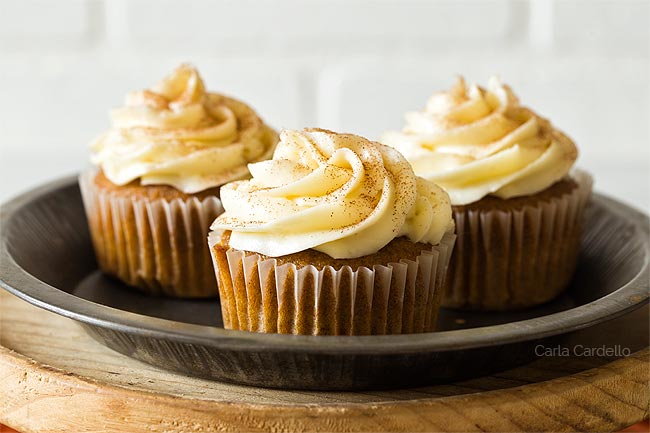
[381,77,578,205]
[211,128,453,259]
[91,64,278,194]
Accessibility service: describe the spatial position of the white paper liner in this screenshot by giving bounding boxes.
[208,231,456,335]
[79,169,224,297]
[443,169,593,311]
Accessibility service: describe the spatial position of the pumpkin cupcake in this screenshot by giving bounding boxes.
[209,128,456,335]
[80,64,278,297]
[382,77,592,311]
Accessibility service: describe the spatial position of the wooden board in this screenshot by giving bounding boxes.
[0,289,648,432]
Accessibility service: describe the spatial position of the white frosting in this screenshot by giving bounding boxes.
[91,64,278,194]
[381,77,578,205]
[211,129,454,259]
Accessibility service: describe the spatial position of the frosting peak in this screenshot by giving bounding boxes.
[382,77,578,205]
[91,64,278,194]
[211,128,454,259]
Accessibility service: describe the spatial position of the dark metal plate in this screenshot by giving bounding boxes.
[1,176,648,390]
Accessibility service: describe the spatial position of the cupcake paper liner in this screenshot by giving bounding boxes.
[443,170,593,311]
[79,169,224,297]
[209,232,456,335]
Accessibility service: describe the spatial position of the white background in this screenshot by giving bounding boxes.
[0,0,648,212]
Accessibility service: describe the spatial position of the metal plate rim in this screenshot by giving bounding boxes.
[1,175,648,355]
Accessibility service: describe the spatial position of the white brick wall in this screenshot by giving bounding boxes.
[105,0,522,52]
[553,0,649,55]
[1,0,648,213]
[0,0,102,49]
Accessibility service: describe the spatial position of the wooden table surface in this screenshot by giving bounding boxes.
[0,288,648,433]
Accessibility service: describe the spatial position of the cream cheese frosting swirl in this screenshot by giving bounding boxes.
[91,64,278,194]
[211,128,454,259]
[381,77,578,205]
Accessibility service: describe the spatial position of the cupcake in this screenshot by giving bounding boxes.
[382,77,592,311]
[80,64,278,297]
[208,128,456,335]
